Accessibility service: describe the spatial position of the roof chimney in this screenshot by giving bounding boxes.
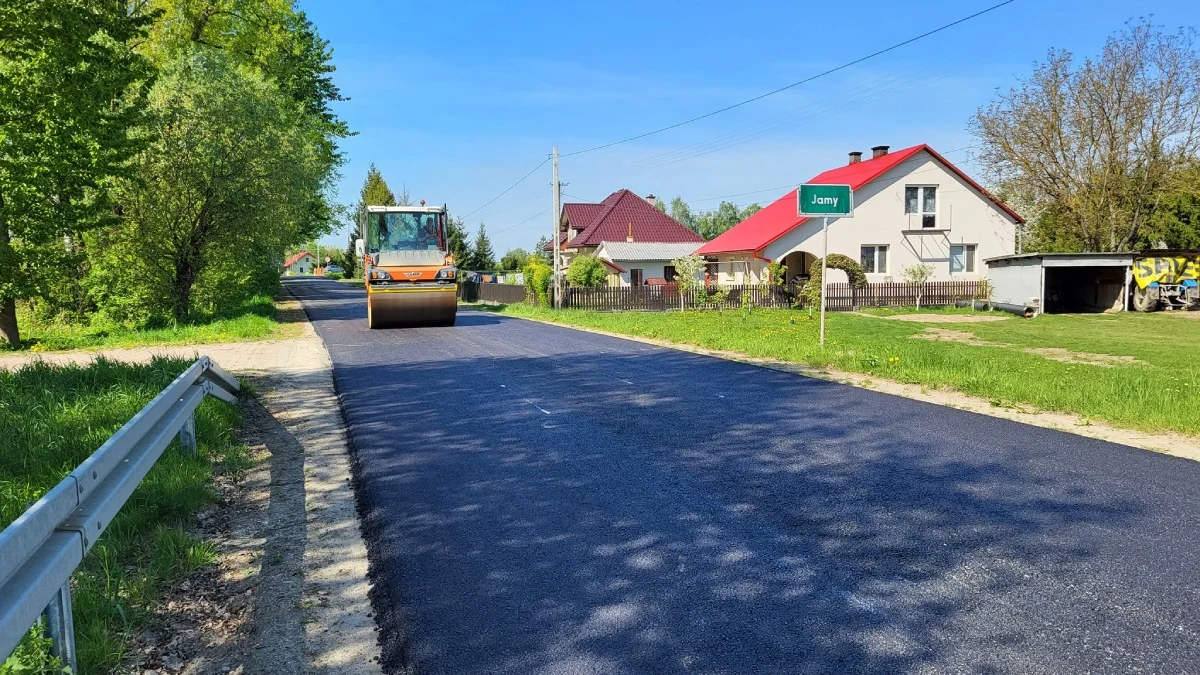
[645,194,658,208]
[626,221,634,243]
[871,145,889,159]
[848,151,862,165]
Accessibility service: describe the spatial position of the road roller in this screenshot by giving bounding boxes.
[354,203,458,328]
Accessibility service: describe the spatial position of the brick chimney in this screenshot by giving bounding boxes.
[871,145,890,159]
[848,151,862,165]
[626,221,634,243]
[645,194,658,208]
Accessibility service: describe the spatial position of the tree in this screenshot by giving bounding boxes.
[972,21,1200,252]
[0,0,154,345]
[86,51,330,323]
[566,254,607,288]
[354,163,398,239]
[740,203,763,219]
[467,223,495,270]
[668,197,696,230]
[690,200,753,239]
[901,264,935,310]
[445,212,470,267]
[532,235,553,263]
[1145,164,1200,249]
[670,253,707,310]
[499,248,530,271]
[655,200,667,213]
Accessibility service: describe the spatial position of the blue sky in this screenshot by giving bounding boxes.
[300,0,1198,254]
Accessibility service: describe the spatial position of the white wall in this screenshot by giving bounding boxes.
[762,150,1018,282]
[986,257,1043,307]
[613,261,667,286]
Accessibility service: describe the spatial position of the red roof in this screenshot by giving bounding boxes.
[696,144,1024,256]
[283,251,313,268]
[562,189,705,248]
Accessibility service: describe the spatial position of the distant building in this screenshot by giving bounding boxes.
[593,241,707,287]
[696,144,1025,284]
[545,189,706,283]
[283,251,316,275]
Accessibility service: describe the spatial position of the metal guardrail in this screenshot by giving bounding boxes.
[0,357,240,671]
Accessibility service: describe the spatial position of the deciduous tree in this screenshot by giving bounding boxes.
[972,21,1200,251]
[0,0,154,345]
[565,254,607,288]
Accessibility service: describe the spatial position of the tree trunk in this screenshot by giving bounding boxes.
[0,223,16,346]
[172,261,197,323]
[0,295,17,346]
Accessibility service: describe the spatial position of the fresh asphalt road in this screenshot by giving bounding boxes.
[286,278,1200,675]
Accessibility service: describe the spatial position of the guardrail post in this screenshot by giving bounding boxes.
[43,582,77,673]
[179,412,197,458]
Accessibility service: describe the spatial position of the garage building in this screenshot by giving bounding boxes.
[985,252,1133,314]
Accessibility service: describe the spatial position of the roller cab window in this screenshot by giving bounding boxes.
[367,212,445,253]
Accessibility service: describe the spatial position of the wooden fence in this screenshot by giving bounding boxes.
[460,280,985,312]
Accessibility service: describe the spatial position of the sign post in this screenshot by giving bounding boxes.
[798,184,853,348]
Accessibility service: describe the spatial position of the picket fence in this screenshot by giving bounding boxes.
[459,280,985,312]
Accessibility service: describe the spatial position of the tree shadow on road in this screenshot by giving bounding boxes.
[325,324,1199,675]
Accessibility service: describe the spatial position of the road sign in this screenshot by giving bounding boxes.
[799,184,853,217]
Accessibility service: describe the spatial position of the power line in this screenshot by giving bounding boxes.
[461,157,550,219]
[491,207,551,235]
[562,192,597,203]
[561,0,1016,158]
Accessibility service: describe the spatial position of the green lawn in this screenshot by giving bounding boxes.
[489,303,1200,436]
[0,358,249,674]
[5,295,302,353]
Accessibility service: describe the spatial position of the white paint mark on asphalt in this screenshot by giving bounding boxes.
[718,394,725,399]
[500,384,507,388]
[524,400,552,415]
[543,423,560,429]
[619,379,634,385]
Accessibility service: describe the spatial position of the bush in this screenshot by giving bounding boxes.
[566,254,607,288]
[523,259,552,307]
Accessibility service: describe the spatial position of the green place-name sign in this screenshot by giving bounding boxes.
[799,184,853,217]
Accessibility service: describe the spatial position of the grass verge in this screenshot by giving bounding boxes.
[6,295,301,353]
[0,358,249,674]
[487,303,1200,436]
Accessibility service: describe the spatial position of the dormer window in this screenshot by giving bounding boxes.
[905,186,937,228]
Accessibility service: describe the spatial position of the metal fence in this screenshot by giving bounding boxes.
[458,281,529,304]
[0,357,240,671]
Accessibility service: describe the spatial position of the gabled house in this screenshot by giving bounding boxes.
[546,190,706,283]
[594,241,708,287]
[696,144,1024,284]
[283,251,316,275]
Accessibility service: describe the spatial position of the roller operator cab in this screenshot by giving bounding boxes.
[355,204,458,328]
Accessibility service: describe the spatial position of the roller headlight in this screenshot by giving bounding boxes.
[435,267,457,280]
[369,269,392,280]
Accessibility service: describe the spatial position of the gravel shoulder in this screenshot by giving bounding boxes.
[0,295,381,674]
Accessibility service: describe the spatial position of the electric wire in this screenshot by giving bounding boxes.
[560,0,1016,158]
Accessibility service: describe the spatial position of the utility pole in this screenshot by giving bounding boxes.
[551,146,562,308]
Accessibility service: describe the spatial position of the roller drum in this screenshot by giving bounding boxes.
[367,286,457,328]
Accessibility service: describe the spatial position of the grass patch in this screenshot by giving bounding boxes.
[489,304,1200,436]
[0,358,248,674]
[5,295,301,353]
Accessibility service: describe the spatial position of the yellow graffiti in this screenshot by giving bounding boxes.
[1132,256,1200,289]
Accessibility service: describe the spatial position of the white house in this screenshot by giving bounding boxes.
[696,144,1024,284]
[283,251,316,275]
[594,241,705,287]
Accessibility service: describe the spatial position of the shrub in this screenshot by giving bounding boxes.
[566,254,607,288]
[523,259,552,307]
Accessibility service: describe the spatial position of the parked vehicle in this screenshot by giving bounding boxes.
[323,264,345,276]
[1131,254,1200,311]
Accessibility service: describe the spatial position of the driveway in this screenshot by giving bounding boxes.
[287,277,1200,675]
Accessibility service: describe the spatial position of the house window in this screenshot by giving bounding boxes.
[905,186,938,228]
[860,245,888,274]
[630,269,643,286]
[664,265,677,282]
[950,244,976,273]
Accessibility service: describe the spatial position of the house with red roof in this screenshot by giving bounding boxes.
[283,251,316,275]
[696,144,1024,285]
[547,189,706,286]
